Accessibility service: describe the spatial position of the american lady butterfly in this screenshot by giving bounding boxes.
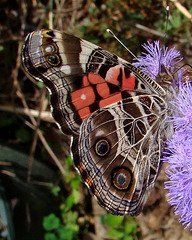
[22,29,174,215]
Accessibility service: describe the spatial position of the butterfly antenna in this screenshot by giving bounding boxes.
[106,29,138,59]
[163,6,170,46]
[159,6,170,72]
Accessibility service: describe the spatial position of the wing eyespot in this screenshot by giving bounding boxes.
[46,54,61,66]
[95,139,110,157]
[112,167,132,190]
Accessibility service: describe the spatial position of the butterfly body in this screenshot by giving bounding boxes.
[22,29,174,215]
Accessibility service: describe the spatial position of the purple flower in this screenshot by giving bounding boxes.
[164,129,192,230]
[133,41,192,230]
[170,80,192,132]
[164,81,192,230]
[133,41,182,78]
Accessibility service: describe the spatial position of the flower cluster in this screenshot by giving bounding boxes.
[133,41,182,78]
[133,41,192,230]
[164,81,192,230]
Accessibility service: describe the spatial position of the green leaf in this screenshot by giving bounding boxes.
[71,189,80,204]
[66,211,78,223]
[124,222,137,235]
[43,214,60,231]
[44,233,59,240]
[65,195,75,210]
[108,228,124,239]
[71,175,81,189]
[64,189,80,210]
[57,223,79,240]
[123,236,134,240]
[171,10,182,28]
[65,222,79,233]
[124,217,137,235]
[65,155,72,165]
[104,214,124,227]
[51,185,61,197]
[57,226,74,240]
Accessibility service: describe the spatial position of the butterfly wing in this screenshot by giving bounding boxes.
[22,29,165,135]
[22,29,170,215]
[72,94,168,215]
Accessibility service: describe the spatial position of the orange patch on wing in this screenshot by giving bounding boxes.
[88,73,105,84]
[94,191,99,198]
[78,107,91,120]
[99,93,122,108]
[96,82,110,98]
[86,176,92,187]
[71,86,95,109]
[122,74,136,90]
[77,163,85,173]
[106,65,136,90]
[82,75,89,86]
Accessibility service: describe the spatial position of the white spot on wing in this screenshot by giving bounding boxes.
[81,94,86,100]
[95,130,105,137]
[45,46,52,53]
[60,65,71,74]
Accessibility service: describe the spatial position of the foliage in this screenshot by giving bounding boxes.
[43,156,82,240]
[43,212,79,240]
[102,214,137,240]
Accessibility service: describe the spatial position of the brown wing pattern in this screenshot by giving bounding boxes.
[22,29,164,135]
[71,94,168,215]
[22,29,171,215]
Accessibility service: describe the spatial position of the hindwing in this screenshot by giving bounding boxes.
[72,95,168,215]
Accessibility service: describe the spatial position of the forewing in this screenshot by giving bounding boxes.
[22,29,164,135]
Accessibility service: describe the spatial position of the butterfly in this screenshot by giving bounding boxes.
[22,29,174,216]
